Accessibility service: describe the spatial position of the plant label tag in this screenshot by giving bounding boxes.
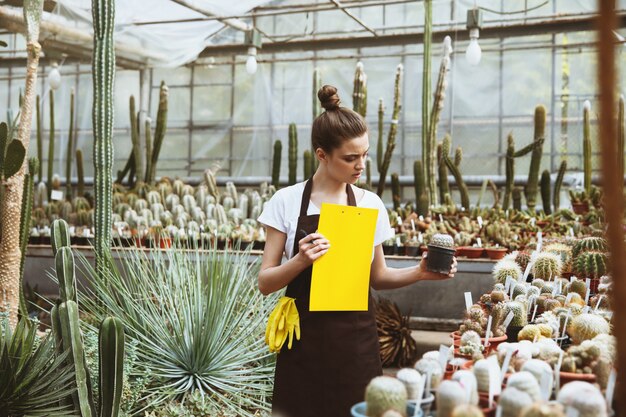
[488,355,502,396]
[552,285,558,297]
[419,215,424,221]
[439,344,450,371]
[606,369,616,410]
[570,276,575,283]
[595,295,604,311]
[561,315,569,338]
[523,262,532,282]
[585,288,591,305]
[530,217,536,227]
[69,226,75,234]
[554,350,564,393]
[418,232,423,243]
[505,275,512,292]
[464,292,473,310]
[569,227,575,237]
[425,371,432,395]
[500,346,515,381]
[583,305,591,314]
[495,405,502,417]
[537,231,543,252]
[396,237,402,247]
[566,292,574,304]
[503,311,515,329]
[558,280,563,294]
[420,372,428,399]
[585,278,591,289]
[540,369,552,401]
[51,190,64,201]
[509,282,516,298]
[411,219,416,231]
[484,316,493,347]
[439,214,443,222]
[477,216,483,228]
[477,237,482,247]
[531,304,538,322]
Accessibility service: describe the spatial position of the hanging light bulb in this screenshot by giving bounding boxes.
[465,28,482,66]
[245,46,258,74]
[465,8,483,66]
[48,61,61,90]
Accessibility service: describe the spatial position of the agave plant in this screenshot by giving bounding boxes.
[75,245,278,416]
[0,317,76,416]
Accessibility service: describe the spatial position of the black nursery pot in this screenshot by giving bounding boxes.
[506,325,523,343]
[426,245,455,274]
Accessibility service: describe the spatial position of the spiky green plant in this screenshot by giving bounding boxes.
[272,139,281,188]
[312,67,322,120]
[0,317,76,416]
[572,237,608,258]
[147,81,168,184]
[391,172,400,210]
[377,65,403,197]
[532,252,562,280]
[76,148,84,197]
[524,105,546,212]
[75,246,277,416]
[414,160,429,216]
[583,101,592,194]
[288,123,297,185]
[352,62,367,118]
[66,89,75,200]
[441,135,469,210]
[553,160,567,210]
[47,89,55,199]
[366,157,372,189]
[36,94,43,183]
[437,143,449,205]
[144,118,152,186]
[504,132,544,210]
[422,0,432,203]
[541,169,551,214]
[18,157,38,316]
[129,95,142,185]
[92,0,115,275]
[573,251,609,279]
[513,187,522,211]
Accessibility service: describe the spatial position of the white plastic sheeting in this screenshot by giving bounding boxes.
[51,0,271,67]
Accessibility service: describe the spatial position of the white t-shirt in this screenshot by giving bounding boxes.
[258,182,395,260]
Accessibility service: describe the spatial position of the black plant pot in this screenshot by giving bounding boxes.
[426,245,455,274]
[253,241,265,251]
[506,325,523,343]
[382,244,396,256]
[405,245,420,257]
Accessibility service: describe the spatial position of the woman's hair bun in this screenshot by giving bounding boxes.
[318,85,340,111]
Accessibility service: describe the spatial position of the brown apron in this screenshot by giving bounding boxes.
[272,178,382,417]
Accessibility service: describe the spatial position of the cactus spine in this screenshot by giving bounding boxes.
[64,89,75,200]
[352,62,367,118]
[377,64,402,197]
[303,149,313,180]
[524,105,546,212]
[541,169,551,214]
[391,172,400,210]
[36,94,43,183]
[618,95,624,184]
[427,36,452,206]
[553,160,567,210]
[92,0,115,275]
[76,148,85,197]
[147,81,168,184]
[288,123,297,185]
[272,139,281,188]
[583,101,592,194]
[441,135,470,210]
[0,0,43,326]
[414,160,429,216]
[18,157,37,316]
[47,89,55,199]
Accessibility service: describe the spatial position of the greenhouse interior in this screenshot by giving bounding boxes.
[1,0,626,416]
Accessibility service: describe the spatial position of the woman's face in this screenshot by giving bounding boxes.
[322,133,369,184]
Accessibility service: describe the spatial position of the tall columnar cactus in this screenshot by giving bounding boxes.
[441,135,470,210]
[377,64,403,197]
[47,89,55,199]
[129,95,142,185]
[391,172,400,210]
[618,95,624,184]
[504,133,544,210]
[272,139,281,188]
[541,169,551,214]
[553,160,567,210]
[513,187,522,211]
[0,0,43,326]
[288,123,297,185]
[146,81,168,184]
[303,149,313,180]
[524,105,546,212]
[582,100,593,195]
[92,0,116,275]
[352,62,367,118]
[76,148,85,197]
[437,143,449,205]
[66,89,75,200]
[427,36,452,206]
[414,160,429,216]
[312,67,322,120]
[36,94,43,183]
[366,157,372,189]
[377,98,384,173]
[421,0,432,202]
[143,118,152,184]
[18,157,38,316]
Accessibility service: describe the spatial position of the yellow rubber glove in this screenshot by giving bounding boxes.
[265,296,300,353]
[285,299,301,349]
[265,297,290,352]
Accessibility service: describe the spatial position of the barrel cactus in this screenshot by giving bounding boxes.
[505,301,528,327]
[500,387,534,417]
[365,376,408,417]
[532,252,562,280]
[556,381,607,417]
[566,278,588,298]
[573,251,609,280]
[436,380,467,417]
[429,233,454,248]
[493,258,522,285]
[544,243,573,273]
[506,371,541,401]
[567,313,610,344]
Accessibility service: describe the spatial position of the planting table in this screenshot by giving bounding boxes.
[23,245,495,325]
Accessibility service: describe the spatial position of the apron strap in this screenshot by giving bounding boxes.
[300,177,358,218]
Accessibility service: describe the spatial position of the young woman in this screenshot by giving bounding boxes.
[258,85,457,417]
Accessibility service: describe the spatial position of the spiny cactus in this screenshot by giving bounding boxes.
[76,148,85,197]
[312,67,322,120]
[532,252,562,280]
[553,160,567,210]
[583,100,592,194]
[365,376,407,417]
[573,251,609,279]
[506,371,541,401]
[568,313,610,344]
[147,81,168,184]
[36,94,43,183]
[288,123,297,185]
[500,387,534,417]
[391,172,401,210]
[377,98,384,173]
[47,89,55,199]
[66,88,75,200]
[352,61,367,118]
[524,105,546,212]
[437,143,450,205]
[441,135,470,210]
[506,300,528,327]
[377,64,402,197]
[414,160,429,216]
[436,380,467,417]
[540,169,551,214]
[129,95,143,185]
[430,233,454,249]
[556,381,607,417]
[303,149,313,180]
[504,132,544,210]
[572,237,608,258]
[396,368,423,401]
[143,118,152,185]
[92,0,116,275]
[366,157,372,189]
[513,187,522,210]
[272,139,281,188]
[493,258,522,285]
[18,157,38,316]
[544,243,573,273]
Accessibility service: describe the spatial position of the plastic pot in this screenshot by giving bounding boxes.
[351,401,419,417]
[426,245,455,274]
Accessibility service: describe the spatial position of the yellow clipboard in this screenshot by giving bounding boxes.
[310,203,378,311]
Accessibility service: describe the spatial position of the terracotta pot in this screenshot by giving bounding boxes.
[559,371,597,386]
[461,360,474,370]
[443,363,461,380]
[483,333,508,354]
[572,202,589,215]
[460,246,485,258]
[453,348,474,360]
[485,247,508,260]
[479,395,497,417]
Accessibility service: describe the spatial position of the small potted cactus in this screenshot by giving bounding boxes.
[427,233,456,274]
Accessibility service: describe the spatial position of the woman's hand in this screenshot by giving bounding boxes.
[296,232,330,266]
[417,252,457,280]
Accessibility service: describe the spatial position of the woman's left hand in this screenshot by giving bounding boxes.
[417,253,457,280]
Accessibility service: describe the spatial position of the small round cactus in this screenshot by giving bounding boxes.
[556,381,607,417]
[506,371,541,401]
[451,370,479,406]
[532,252,563,280]
[396,368,423,401]
[515,251,532,271]
[505,301,528,327]
[500,387,534,417]
[520,359,553,396]
[566,279,588,298]
[517,324,542,342]
[365,376,408,417]
[573,251,609,280]
[436,380,467,417]
[519,402,565,417]
[430,233,455,248]
[544,243,573,273]
[414,357,444,389]
[568,313,610,345]
[493,259,523,285]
